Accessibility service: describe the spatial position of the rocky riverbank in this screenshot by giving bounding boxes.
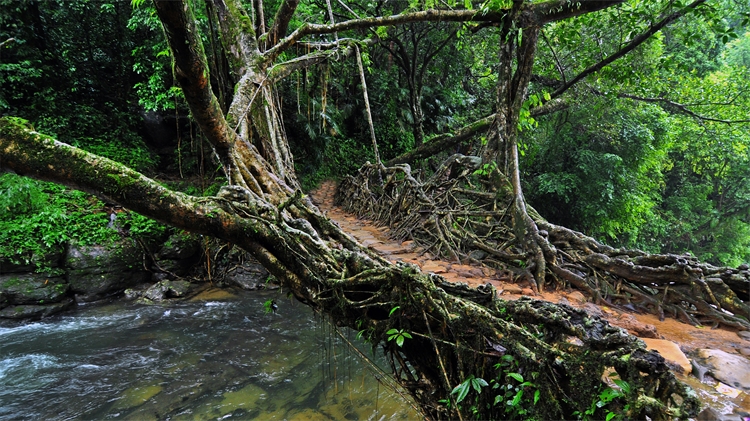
[0,231,272,321]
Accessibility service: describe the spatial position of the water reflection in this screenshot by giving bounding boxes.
[0,289,418,420]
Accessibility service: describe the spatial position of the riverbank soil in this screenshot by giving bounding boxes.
[310,180,750,418]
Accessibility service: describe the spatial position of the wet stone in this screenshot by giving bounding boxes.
[0,298,74,320]
[567,291,587,304]
[696,348,750,391]
[421,261,448,274]
[502,285,523,295]
[641,338,692,374]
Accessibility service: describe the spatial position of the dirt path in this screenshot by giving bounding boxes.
[310,180,750,415]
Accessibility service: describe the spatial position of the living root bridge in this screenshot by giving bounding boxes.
[337,158,750,331]
[0,117,701,419]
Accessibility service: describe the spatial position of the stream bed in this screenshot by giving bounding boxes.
[0,288,417,420]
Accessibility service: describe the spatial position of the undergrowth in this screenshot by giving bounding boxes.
[0,173,168,272]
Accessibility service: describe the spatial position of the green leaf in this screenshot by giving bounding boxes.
[470,377,487,393]
[389,306,400,317]
[606,412,617,421]
[452,380,471,404]
[401,331,412,339]
[396,335,404,347]
[533,389,540,404]
[507,372,523,383]
[510,389,523,406]
[386,328,399,335]
[614,379,631,395]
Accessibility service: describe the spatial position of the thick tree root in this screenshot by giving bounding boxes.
[321,261,700,419]
[336,159,750,330]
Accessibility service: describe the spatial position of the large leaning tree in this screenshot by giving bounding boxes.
[1,0,745,418]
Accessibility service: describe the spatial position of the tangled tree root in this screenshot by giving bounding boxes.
[321,260,700,419]
[324,158,716,419]
[336,158,750,330]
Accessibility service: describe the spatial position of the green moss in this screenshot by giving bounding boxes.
[2,278,21,288]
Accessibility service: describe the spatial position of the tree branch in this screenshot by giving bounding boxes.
[0,38,15,49]
[550,0,707,100]
[619,92,750,124]
[531,0,625,24]
[265,0,300,49]
[154,0,237,172]
[384,96,567,167]
[385,115,494,166]
[155,0,286,198]
[263,8,507,63]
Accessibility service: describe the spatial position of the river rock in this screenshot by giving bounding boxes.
[696,348,750,391]
[224,262,271,290]
[143,280,192,301]
[66,240,149,302]
[641,338,691,374]
[738,330,750,341]
[218,249,272,290]
[0,298,74,320]
[156,233,200,260]
[0,274,69,305]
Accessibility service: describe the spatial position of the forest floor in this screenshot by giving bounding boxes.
[310,180,750,416]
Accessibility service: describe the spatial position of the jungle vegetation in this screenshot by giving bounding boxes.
[1,0,749,419]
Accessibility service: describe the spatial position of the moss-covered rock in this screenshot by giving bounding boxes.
[0,246,65,274]
[0,298,74,320]
[66,240,149,302]
[0,274,69,305]
[143,280,192,301]
[157,232,200,260]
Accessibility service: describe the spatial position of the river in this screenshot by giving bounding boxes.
[0,288,418,420]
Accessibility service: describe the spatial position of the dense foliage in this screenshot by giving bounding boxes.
[2,0,748,266]
[523,0,750,266]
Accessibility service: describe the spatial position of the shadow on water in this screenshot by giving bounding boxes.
[0,288,418,420]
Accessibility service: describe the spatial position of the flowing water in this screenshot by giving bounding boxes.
[0,288,418,420]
